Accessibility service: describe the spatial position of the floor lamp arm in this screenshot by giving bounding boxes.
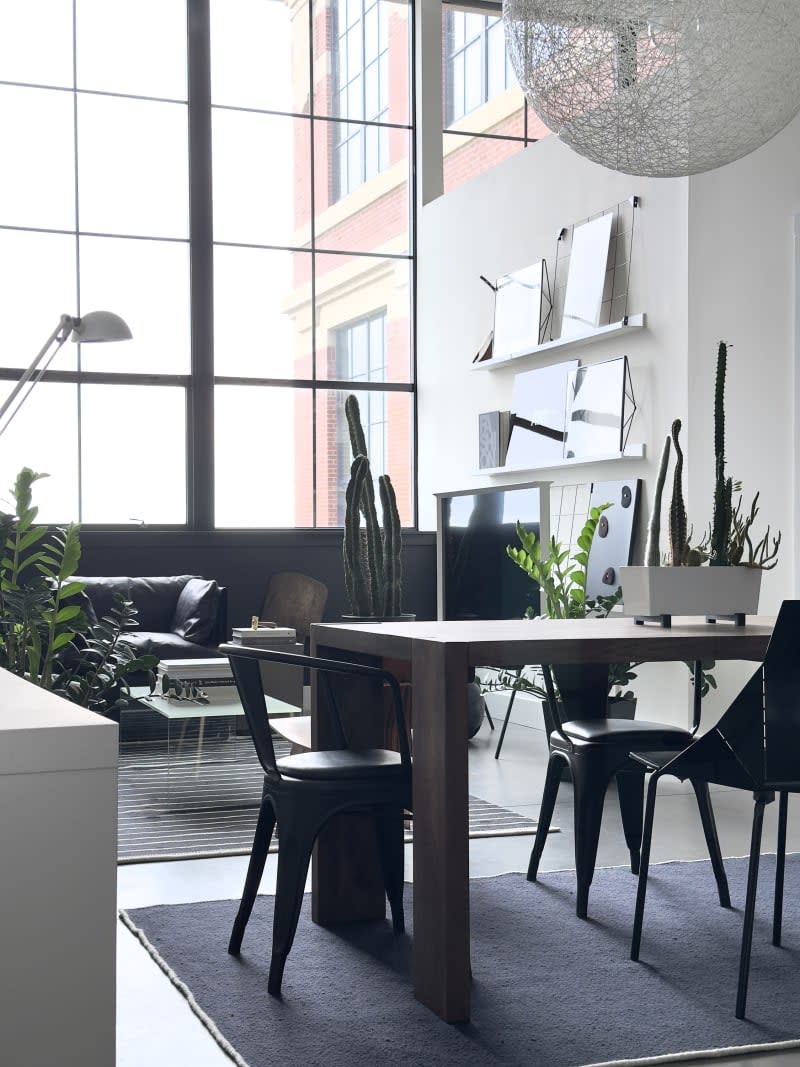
[0,315,73,437]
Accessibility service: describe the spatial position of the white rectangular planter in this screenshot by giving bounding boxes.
[619,565,762,620]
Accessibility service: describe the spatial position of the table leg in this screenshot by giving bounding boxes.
[411,639,471,1022]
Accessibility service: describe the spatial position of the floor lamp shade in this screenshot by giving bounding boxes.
[69,310,132,343]
[0,310,133,437]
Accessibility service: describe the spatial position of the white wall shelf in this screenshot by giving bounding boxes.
[477,442,646,477]
[473,313,646,371]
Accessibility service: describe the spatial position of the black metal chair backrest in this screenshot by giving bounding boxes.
[688,600,800,791]
[762,599,800,787]
[221,644,411,781]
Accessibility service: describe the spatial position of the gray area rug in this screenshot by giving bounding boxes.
[122,854,800,1067]
[119,731,546,863]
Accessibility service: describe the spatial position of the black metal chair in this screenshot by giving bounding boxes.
[630,599,800,1019]
[527,660,730,920]
[221,644,412,996]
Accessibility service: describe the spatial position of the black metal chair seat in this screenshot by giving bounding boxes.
[221,643,412,997]
[629,600,800,1019]
[276,748,406,780]
[528,660,729,920]
[558,718,694,744]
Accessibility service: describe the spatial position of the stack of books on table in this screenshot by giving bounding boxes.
[229,625,297,646]
[157,658,233,689]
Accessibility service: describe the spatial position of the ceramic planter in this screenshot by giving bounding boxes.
[619,565,762,624]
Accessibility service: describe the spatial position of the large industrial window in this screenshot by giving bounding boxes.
[331,0,390,199]
[0,0,415,530]
[442,4,549,194]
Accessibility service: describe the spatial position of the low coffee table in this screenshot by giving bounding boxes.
[129,686,304,803]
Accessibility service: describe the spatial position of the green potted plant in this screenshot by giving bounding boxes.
[621,341,780,623]
[0,468,157,717]
[482,502,716,732]
[480,505,640,731]
[504,503,640,717]
[342,395,412,620]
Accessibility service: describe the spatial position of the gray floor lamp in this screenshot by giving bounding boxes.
[0,310,132,436]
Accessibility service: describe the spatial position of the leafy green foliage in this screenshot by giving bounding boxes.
[497,504,636,700]
[501,502,715,700]
[0,467,157,715]
[506,504,619,620]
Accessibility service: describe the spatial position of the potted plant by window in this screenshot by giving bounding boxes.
[342,394,414,621]
[0,468,157,718]
[620,341,780,625]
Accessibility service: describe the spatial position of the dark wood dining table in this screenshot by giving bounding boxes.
[310,615,774,1023]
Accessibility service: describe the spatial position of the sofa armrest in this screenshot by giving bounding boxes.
[209,586,228,646]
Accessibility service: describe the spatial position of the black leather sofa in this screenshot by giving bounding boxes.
[77,575,227,672]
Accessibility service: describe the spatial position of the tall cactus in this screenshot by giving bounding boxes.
[379,475,402,616]
[644,434,671,566]
[668,418,687,566]
[343,456,372,615]
[709,340,732,566]
[342,395,404,617]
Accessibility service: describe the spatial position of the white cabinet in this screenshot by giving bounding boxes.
[0,670,118,1067]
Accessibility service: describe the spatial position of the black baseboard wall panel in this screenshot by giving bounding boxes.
[78,529,437,629]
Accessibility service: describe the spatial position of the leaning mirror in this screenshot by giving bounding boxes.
[492,260,551,361]
[560,212,613,339]
[563,356,636,459]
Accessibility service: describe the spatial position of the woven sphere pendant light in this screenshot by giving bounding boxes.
[503,0,800,177]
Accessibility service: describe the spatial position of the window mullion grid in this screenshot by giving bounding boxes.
[309,0,318,526]
[71,0,83,521]
[187,0,215,530]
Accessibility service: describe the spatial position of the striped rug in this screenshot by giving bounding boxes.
[119,728,547,864]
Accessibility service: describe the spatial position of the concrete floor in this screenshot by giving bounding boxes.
[117,718,800,1066]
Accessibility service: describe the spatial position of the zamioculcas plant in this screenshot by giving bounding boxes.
[0,468,157,715]
[504,504,639,701]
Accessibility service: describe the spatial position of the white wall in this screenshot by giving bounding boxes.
[683,111,800,713]
[417,118,800,727]
[687,110,800,610]
[417,132,690,536]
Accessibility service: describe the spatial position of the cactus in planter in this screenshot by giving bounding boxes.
[668,418,689,565]
[709,340,734,566]
[644,434,671,566]
[342,395,404,618]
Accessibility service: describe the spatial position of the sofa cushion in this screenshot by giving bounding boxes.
[128,576,195,632]
[78,575,195,632]
[172,578,221,645]
[77,576,133,628]
[121,632,224,661]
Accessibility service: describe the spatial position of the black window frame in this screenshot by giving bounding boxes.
[0,0,418,533]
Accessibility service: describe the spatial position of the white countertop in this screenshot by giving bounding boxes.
[0,668,118,776]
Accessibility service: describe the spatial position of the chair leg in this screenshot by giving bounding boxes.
[228,792,277,955]
[527,749,566,881]
[691,779,731,908]
[736,793,769,1020]
[484,705,495,730]
[773,790,788,947]
[571,753,614,919]
[375,806,406,934]
[616,770,645,875]
[631,771,660,961]
[269,806,318,997]
[494,688,518,759]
